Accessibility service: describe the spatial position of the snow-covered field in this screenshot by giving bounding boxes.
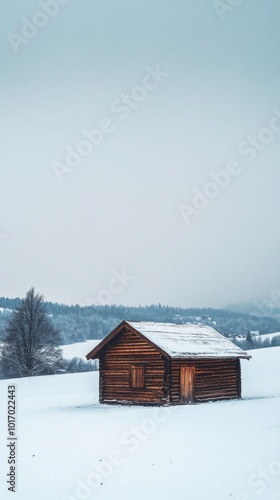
[259,331,280,342]
[61,340,100,360]
[0,347,279,500]
[0,307,12,314]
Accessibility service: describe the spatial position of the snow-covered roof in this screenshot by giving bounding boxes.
[86,320,251,360]
[127,321,250,359]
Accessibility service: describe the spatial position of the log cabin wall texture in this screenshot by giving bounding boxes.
[99,328,168,405]
[170,358,241,404]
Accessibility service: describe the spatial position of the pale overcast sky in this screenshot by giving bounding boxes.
[1,0,280,308]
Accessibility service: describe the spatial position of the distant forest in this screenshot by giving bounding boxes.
[1,297,280,350]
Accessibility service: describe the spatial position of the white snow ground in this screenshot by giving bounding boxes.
[0,347,279,500]
[61,340,100,360]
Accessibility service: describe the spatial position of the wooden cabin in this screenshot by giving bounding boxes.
[86,320,251,405]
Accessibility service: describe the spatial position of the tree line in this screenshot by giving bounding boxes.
[1,296,280,346]
[234,331,280,350]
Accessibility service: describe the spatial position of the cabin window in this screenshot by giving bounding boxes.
[130,366,145,389]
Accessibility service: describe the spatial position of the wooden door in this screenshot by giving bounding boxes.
[180,366,195,404]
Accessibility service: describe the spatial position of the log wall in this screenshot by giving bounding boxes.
[99,328,169,405]
[170,358,241,404]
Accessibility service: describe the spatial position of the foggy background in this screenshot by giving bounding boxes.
[1,0,280,308]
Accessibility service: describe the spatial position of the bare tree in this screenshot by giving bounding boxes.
[0,288,63,378]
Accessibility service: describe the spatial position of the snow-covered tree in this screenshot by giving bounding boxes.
[246,331,254,349]
[0,288,63,378]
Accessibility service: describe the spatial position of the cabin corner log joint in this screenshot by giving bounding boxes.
[86,320,251,406]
